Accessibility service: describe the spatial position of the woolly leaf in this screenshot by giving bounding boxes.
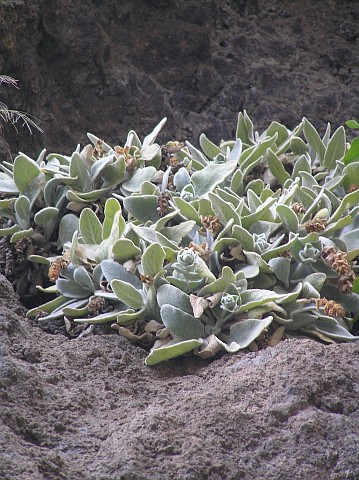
[112,239,141,263]
[243,251,273,274]
[329,189,359,223]
[268,257,291,287]
[157,284,193,314]
[197,266,237,296]
[101,259,143,289]
[224,316,273,352]
[276,204,299,233]
[142,117,167,150]
[103,198,122,240]
[34,207,59,226]
[161,221,196,244]
[303,118,325,161]
[241,197,276,229]
[124,195,159,223]
[343,137,359,165]
[324,126,345,168]
[208,191,240,225]
[75,310,120,324]
[59,214,79,248]
[145,339,203,366]
[0,173,18,193]
[239,289,286,312]
[171,197,200,223]
[141,243,166,277]
[199,133,223,159]
[122,166,156,193]
[266,148,290,186]
[111,279,145,310]
[160,304,205,340]
[28,254,51,265]
[56,279,91,299]
[14,195,30,229]
[191,161,237,197]
[236,110,254,145]
[73,266,95,292]
[13,154,41,193]
[79,208,103,244]
[69,151,90,190]
[304,322,358,342]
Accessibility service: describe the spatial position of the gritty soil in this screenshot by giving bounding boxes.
[1,273,359,480]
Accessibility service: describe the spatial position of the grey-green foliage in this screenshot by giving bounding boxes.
[16,111,359,365]
[0,118,167,295]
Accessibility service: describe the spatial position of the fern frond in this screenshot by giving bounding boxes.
[0,102,44,134]
[0,75,19,88]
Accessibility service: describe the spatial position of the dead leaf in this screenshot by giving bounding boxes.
[195,334,223,358]
[145,320,163,333]
[268,326,285,347]
[190,294,209,318]
[206,292,222,308]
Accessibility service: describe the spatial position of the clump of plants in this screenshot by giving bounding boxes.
[1,112,358,365]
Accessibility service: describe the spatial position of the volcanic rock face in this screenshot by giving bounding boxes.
[1,273,359,480]
[1,2,359,479]
[0,0,358,161]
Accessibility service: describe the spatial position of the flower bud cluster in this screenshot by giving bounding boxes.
[48,257,69,282]
[322,246,356,294]
[314,297,345,318]
[200,215,222,236]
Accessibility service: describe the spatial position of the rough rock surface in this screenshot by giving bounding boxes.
[1,2,359,479]
[1,273,359,480]
[0,0,359,161]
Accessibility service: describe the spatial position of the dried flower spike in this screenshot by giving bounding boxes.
[314,297,345,318]
[305,218,328,233]
[15,237,32,254]
[322,246,356,294]
[93,139,105,158]
[291,202,306,214]
[140,274,154,285]
[200,215,222,236]
[161,141,184,159]
[87,296,107,316]
[157,192,171,217]
[348,184,358,193]
[48,257,69,282]
[115,145,136,170]
[188,241,211,261]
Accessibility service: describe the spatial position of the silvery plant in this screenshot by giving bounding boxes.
[1,112,358,365]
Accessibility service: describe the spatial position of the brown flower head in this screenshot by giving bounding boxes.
[291,202,306,214]
[200,215,222,236]
[140,274,154,285]
[157,192,171,217]
[15,236,32,254]
[115,145,136,170]
[314,297,345,318]
[305,218,328,233]
[48,257,69,282]
[188,241,211,261]
[348,184,358,193]
[87,296,107,316]
[93,139,105,158]
[322,246,356,294]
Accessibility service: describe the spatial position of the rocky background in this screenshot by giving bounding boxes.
[1,1,359,479]
[0,0,359,161]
